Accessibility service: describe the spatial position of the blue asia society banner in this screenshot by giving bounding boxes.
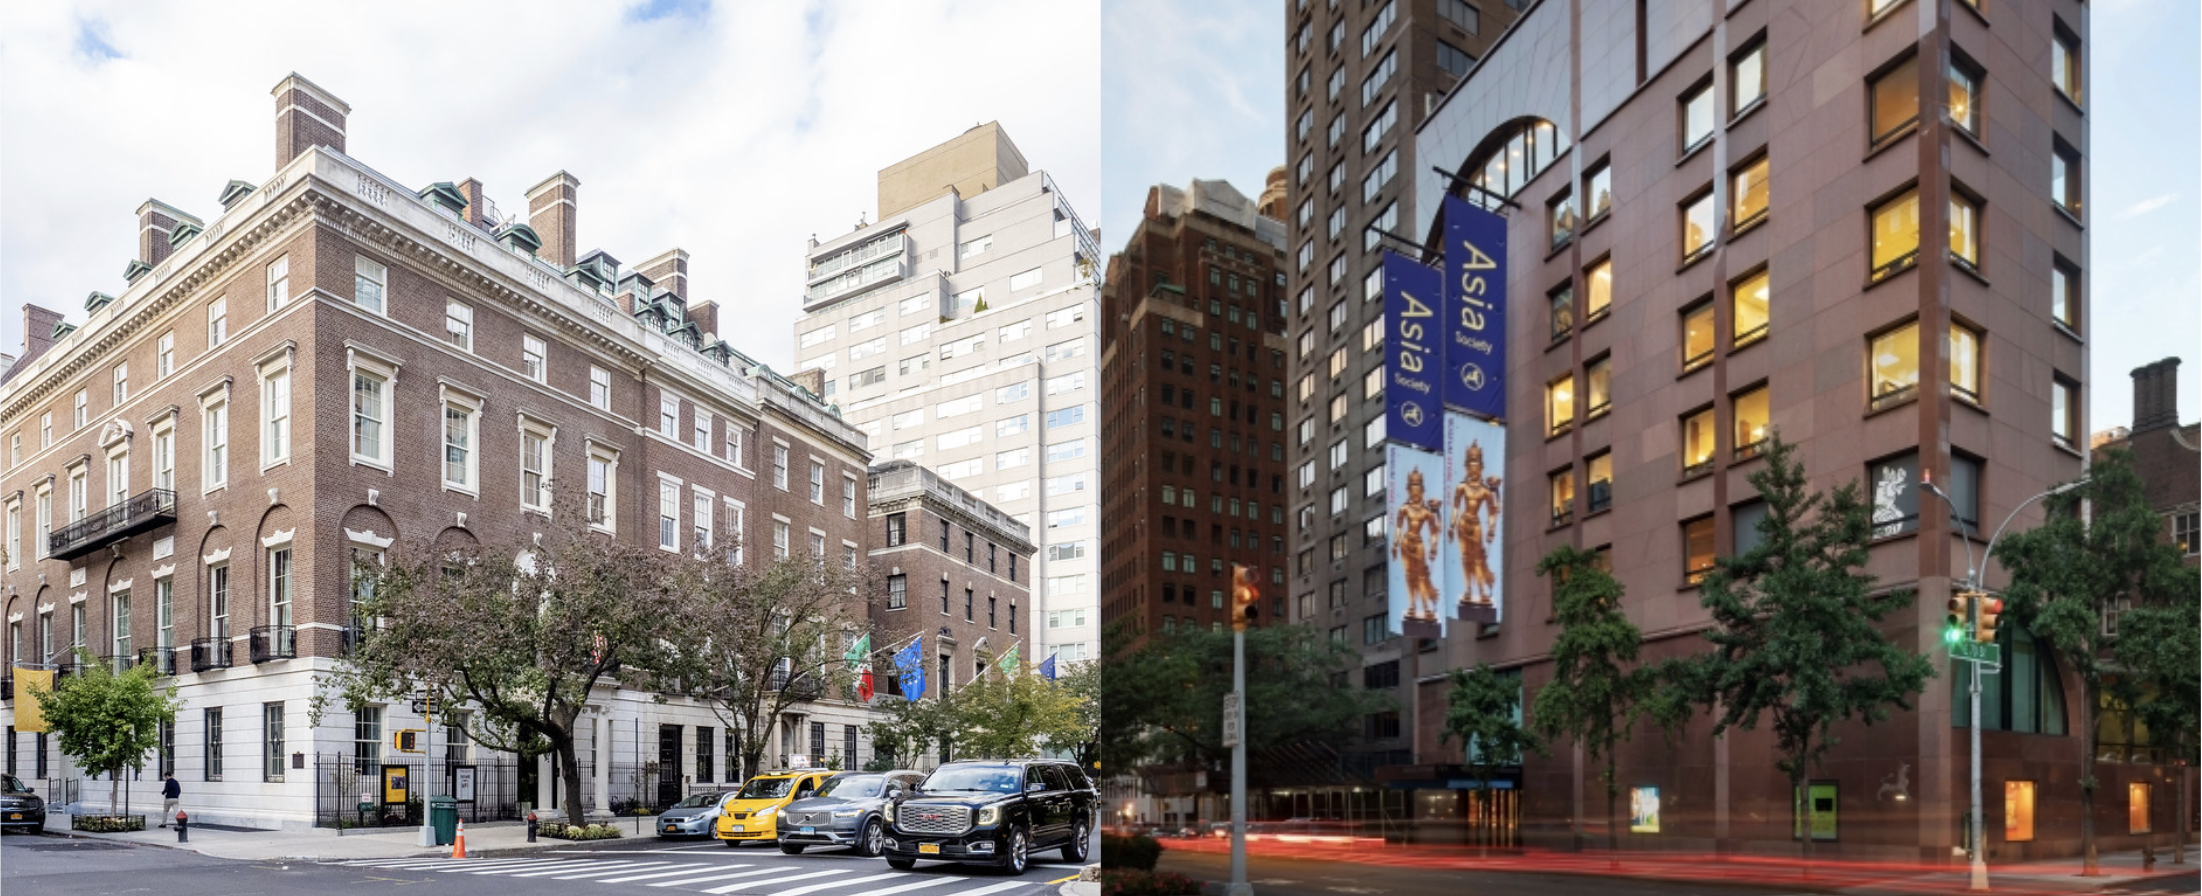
[1444,412,1504,625]
[1386,444,1449,639]
[1383,252,1446,451]
[1442,195,1506,419]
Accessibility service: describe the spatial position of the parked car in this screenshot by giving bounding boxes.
[656,790,736,838]
[776,770,925,856]
[715,769,837,847]
[0,775,45,834]
[882,759,1095,875]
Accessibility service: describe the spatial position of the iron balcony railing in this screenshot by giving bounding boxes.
[98,653,138,675]
[48,488,177,560]
[1,675,11,700]
[190,637,232,672]
[138,646,177,676]
[250,626,296,663]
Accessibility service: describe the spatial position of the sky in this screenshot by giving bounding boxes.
[0,0,1100,374]
[1097,0,2201,436]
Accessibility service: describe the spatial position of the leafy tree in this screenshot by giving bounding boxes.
[321,498,687,824]
[665,553,867,780]
[30,651,182,818]
[1995,449,2198,874]
[1102,624,1387,781]
[2116,591,2200,863]
[1684,435,1933,866]
[865,689,960,769]
[1531,545,1665,854]
[925,660,1095,760]
[1441,663,1543,852]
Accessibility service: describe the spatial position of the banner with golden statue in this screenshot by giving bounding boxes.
[1387,445,1450,640]
[1445,412,1505,626]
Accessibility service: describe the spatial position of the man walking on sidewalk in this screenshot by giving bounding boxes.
[161,774,181,828]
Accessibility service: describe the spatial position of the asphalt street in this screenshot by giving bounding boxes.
[1,831,1090,896]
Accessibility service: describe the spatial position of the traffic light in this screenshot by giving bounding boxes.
[393,729,422,753]
[1944,592,1974,645]
[1975,594,2004,644]
[1229,563,1260,631]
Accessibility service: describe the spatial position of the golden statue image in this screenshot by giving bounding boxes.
[1451,441,1502,610]
[1392,467,1444,625]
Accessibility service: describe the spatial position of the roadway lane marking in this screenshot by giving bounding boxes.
[338,857,542,868]
[765,871,906,896]
[514,860,673,878]
[647,866,796,888]
[342,858,544,871]
[700,868,851,894]
[463,859,595,874]
[942,880,1049,896]
[597,864,748,883]
[836,875,965,896]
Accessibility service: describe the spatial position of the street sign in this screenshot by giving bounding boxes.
[1221,691,1242,748]
[1951,640,2002,667]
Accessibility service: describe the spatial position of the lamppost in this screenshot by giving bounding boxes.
[1919,474,2087,893]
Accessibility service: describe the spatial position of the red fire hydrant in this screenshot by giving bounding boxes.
[526,811,538,843]
[175,811,189,843]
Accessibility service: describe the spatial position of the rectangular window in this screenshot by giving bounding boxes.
[1734,270,1771,346]
[659,394,679,436]
[1585,355,1611,419]
[156,332,174,378]
[1684,517,1716,584]
[262,369,289,464]
[1950,323,1983,403]
[1682,407,1717,476]
[1870,188,1921,280]
[1546,375,1575,437]
[204,400,229,489]
[209,564,230,640]
[113,362,128,404]
[2052,142,2081,217]
[2051,258,2080,332]
[809,460,826,504]
[1549,468,1575,527]
[354,706,382,776]
[1870,54,1920,145]
[1362,150,1399,204]
[2006,780,2037,842]
[2051,375,2080,450]
[843,475,858,518]
[206,297,227,348]
[1360,2,1395,56]
[266,255,290,312]
[351,370,388,466]
[1949,56,1982,136]
[1871,321,1921,410]
[658,480,680,551]
[697,727,715,783]
[693,491,714,552]
[269,546,292,628]
[1436,39,1475,78]
[1548,191,1576,250]
[1734,385,1770,459]
[1682,301,1715,372]
[442,402,477,490]
[520,425,552,511]
[1009,267,1043,291]
[1732,39,1766,114]
[1682,189,1717,262]
[110,589,131,661]
[586,449,615,528]
[354,256,386,314]
[73,390,87,429]
[444,301,473,350]
[262,702,284,782]
[693,410,712,451]
[1733,156,1770,229]
[724,499,745,565]
[1950,192,1981,269]
[773,444,790,489]
[2051,21,2081,105]
[1681,81,1714,152]
[887,574,907,609]
[522,335,546,382]
[1586,452,1613,515]
[1548,285,1575,341]
[589,367,611,409]
[205,707,223,781]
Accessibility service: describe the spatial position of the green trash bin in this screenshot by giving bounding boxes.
[429,796,459,846]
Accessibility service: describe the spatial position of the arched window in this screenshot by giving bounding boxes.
[1953,621,2068,735]
[1454,118,1570,211]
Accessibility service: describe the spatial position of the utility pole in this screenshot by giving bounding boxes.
[1227,564,1259,896]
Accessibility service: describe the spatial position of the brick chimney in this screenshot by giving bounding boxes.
[18,304,64,361]
[638,248,690,300]
[787,367,826,399]
[456,178,489,228]
[686,301,719,338]
[272,73,350,170]
[2132,357,2183,434]
[135,199,198,267]
[525,171,581,269]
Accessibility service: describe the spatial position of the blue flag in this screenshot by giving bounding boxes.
[894,635,926,701]
[1037,653,1058,681]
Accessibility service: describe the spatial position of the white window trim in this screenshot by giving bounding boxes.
[691,484,716,556]
[346,346,401,473]
[588,366,612,410]
[440,383,484,497]
[722,497,747,566]
[657,473,683,553]
[257,347,295,470]
[521,334,548,383]
[518,413,557,516]
[198,377,233,493]
[444,299,475,352]
[585,440,619,534]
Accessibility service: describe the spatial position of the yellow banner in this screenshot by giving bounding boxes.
[13,667,52,733]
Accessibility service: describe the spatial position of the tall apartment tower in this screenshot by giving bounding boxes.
[1385,0,2123,861]
[1281,0,1521,781]
[795,125,1103,667]
[0,74,879,829]
[1098,180,1292,651]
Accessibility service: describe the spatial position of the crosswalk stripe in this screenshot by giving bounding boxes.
[340,857,536,868]
[647,866,794,888]
[763,871,906,896]
[465,859,594,874]
[514,860,671,878]
[700,868,851,894]
[348,857,541,870]
[597,864,747,884]
[838,874,966,896]
[946,880,1048,896]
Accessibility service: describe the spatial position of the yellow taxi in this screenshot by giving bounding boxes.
[716,769,837,846]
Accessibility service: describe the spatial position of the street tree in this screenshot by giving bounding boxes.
[2115,587,2200,863]
[1684,435,1933,866]
[1994,449,2199,874]
[1440,663,1544,852]
[1102,623,1386,782]
[1530,545,1660,854]
[321,497,688,824]
[864,689,960,770]
[929,660,1095,760]
[29,652,182,819]
[667,553,868,779]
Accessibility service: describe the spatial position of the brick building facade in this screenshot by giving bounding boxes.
[865,461,1035,705]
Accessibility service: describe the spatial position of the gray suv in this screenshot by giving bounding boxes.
[777,770,925,856]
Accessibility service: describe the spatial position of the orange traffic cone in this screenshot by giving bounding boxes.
[451,820,467,859]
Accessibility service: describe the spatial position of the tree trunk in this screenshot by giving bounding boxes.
[1793,765,1812,878]
[110,767,121,818]
[558,743,587,826]
[1604,762,1618,866]
[2177,764,2190,864]
[2080,685,2099,876]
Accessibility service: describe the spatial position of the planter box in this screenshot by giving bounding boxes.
[70,814,147,833]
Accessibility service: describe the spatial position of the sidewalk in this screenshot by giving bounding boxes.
[42,817,629,862]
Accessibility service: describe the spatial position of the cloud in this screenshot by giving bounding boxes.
[0,0,1099,374]
[2121,193,2176,218]
[1100,0,1282,244]
[73,16,123,62]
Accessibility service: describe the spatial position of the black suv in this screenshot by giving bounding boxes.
[883,759,1095,874]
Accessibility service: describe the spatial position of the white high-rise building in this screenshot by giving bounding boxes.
[795,123,1101,666]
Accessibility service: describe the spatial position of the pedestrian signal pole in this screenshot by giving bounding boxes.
[1227,564,1259,896]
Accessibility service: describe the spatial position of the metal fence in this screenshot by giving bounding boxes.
[311,753,522,828]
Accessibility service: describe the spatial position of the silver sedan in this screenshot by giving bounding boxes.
[657,790,736,838]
